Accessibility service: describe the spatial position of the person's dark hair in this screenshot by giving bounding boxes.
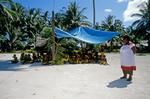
[123,35,130,41]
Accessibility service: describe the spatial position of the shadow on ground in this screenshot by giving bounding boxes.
[107,78,132,88]
[0,60,49,71]
[136,53,146,56]
[0,60,25,71]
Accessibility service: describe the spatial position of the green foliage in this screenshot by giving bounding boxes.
[0,1,52,51]
[101,15,125,34]
[53,47,65,65]
[2,0,149,55]
[56,1,91,30]
[60,38,78,55]
[131,0,150,50]
[41,27,52,38]
[100,15,126,51]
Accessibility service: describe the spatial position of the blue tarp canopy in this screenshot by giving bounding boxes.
[55,26,119,44]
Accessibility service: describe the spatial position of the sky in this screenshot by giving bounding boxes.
[13,0,148,27]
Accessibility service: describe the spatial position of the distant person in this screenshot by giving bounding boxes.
[120,35,136,81]
[99,52,108,65]
[99,45,108,65]
[93,52,99,63]
[32,52,38,62]
[20,53,25,63]
[11,54,18,63]
[84,54,89,63]
[27,54,32,63]
[61,55,69,64]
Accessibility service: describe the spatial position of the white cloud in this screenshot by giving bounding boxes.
[117,0,128,3]
[104,9,112,13]
[123,0,147,22]
[123,0,148,22]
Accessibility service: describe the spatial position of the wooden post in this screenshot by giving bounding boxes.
[52,11,55,61]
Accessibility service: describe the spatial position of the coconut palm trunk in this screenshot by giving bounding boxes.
[93,0,95,28]
[52,11,56,61]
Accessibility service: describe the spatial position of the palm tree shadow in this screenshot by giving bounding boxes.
[107,78,132,88]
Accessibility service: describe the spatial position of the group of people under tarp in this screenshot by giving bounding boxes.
[11,46,109,65]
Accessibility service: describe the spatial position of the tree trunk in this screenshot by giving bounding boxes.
[93,0,95,28]
[52,11,56,61]
[110,41,113,52]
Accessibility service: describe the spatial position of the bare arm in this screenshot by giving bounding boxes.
[129,41,136,54]
[131,46,136,54]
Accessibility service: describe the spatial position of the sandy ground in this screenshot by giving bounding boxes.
[0,53,150,99]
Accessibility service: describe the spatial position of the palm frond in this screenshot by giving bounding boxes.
[132,19,141,27]
[131,13,143,17]
[3,7,16,19]
[0,0,12,4]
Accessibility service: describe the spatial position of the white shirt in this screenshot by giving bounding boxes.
[120,44,135,66]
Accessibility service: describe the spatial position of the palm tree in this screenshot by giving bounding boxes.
[100,15,125,51]
[61,2,90,30]
[54,12,65,29]
[101,15,115,31]
[0,1,53,51]
[0,1,19,51]
[0,0,17,19]
[125,26,142,45]
[131,0,150,50]
[23,8,43,48]
[0,0,16,36]
[101,15,125,33]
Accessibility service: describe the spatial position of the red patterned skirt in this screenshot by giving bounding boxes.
[121,66,136,71]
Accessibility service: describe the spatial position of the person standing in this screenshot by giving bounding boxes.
[120,35,136,81]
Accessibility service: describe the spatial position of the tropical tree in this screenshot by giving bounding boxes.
[0,1,51,51]
[60,2,91,30]
[100,15,125,51]
[0,0,15,37]
[22,8,50,49]
[54,12,65,29]
[125,26,141,44]
[0,0,17,20]
[0,0,19,51]
[131,0,150,50]
[101,15,125,33]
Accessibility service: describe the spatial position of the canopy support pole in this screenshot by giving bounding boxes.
[52,11,56,61]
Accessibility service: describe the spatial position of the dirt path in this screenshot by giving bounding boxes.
[0,53,150,99]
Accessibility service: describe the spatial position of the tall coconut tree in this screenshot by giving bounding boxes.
[131,0,150,50]
[0,1,19,51]
[24,8,41,47]
[101,15,116,31]
[0,0,16,35]
[0,0,17,20]
[54,12,65,29]
[100,15,125,51]
[101,15,125,34]
[125,26,142,44]
[61,2,90,30]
